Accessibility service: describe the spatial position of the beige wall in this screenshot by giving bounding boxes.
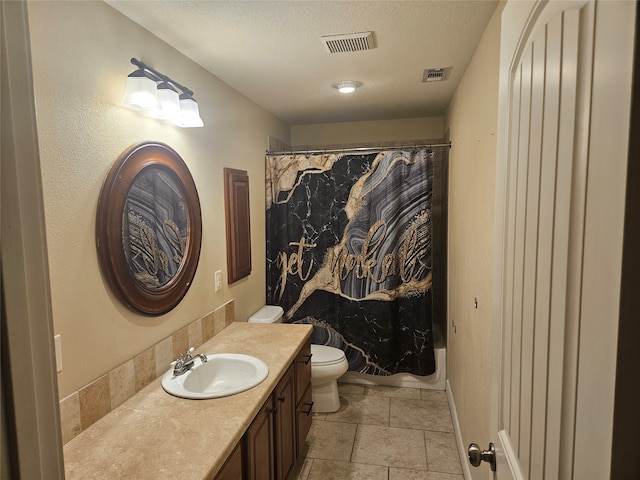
[444,3,503,452]
[27,0,289,399]
[291,117,443,148]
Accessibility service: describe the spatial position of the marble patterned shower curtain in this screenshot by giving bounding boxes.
[266,149,436,376]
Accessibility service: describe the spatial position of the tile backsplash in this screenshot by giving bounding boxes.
[59,300,234,444]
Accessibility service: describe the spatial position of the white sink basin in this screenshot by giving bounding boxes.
[161,353,269,399]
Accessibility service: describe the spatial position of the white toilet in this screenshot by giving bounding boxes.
[248,305,349,413]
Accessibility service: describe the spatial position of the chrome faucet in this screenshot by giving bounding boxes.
[172,347,207,376]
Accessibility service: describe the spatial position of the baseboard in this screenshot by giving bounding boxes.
[446,379,473,480]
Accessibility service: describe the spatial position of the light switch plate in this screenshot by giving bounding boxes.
[215,270,222,292]
[54,334,63,372]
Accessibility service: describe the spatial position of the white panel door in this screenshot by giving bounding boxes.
[494,4,588,476]
[486,0,634,478]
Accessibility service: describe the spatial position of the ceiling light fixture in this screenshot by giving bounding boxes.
[122,58,204,128]
[333,80,362,94]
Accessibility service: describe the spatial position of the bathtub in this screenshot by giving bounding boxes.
[338,325,446,391]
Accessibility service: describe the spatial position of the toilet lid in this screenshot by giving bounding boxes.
[247,305,283,323]
[311,344,346,366]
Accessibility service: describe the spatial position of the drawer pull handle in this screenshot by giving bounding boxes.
[302,402,314,416]
[277,395,286,403]
[301,354,312,365]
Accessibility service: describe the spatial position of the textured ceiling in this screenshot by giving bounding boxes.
[106,0,498,125]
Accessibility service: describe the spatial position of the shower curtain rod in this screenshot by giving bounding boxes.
[266,141,451,156]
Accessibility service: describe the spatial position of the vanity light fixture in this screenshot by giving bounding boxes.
[332,80,362,94]
[122,58,204,128]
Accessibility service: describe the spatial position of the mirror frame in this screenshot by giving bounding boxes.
[96,141,202,315]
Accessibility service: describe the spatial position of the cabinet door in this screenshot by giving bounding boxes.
[296,383,313,457]
[295,340,312,405]
[224,168,251,283]
[244,399,274,480]
[274,364,296,480]
[213,442,243,480]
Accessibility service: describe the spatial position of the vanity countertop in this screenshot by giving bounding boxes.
[63,322,313,479]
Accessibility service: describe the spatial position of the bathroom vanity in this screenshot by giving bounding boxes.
[228,342,313,480]
[63,322,313,479]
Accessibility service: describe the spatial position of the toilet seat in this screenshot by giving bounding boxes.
[310,344,346,366]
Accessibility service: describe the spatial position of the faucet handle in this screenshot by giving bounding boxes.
[171,347,194,367]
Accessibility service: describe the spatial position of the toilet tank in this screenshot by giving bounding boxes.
[248,305,284,323]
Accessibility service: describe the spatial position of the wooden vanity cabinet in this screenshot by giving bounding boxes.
[244,399,274,480]
[295,340,312,402]
[294,339,313,457]
[244,364,295,480]
[273,364,296,480]
[217,338,313,480]
[211,442,243,480]
[295,385,313,457]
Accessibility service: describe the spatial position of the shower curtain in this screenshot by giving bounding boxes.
[266,148,436,376]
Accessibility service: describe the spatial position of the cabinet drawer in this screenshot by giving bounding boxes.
[296,383,313,457]
[295,340,312,404]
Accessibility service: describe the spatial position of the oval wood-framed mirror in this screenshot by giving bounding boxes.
[96,141,202,315]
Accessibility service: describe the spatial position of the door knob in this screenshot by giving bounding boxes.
[468,442,496,471]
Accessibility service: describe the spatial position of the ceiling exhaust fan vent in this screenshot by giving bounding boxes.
[321,31,376,53]
[422,67,452,83]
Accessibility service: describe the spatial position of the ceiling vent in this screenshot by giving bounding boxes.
[422,67,452,83]
[321,31,376,53]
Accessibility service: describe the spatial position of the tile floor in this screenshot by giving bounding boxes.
[290,383,464,480]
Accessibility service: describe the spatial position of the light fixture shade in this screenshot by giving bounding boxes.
[338,81,356,93]
[333,80,363,94]
[122,70,159,111]
[152,81,181,121]
[173,95,204,128]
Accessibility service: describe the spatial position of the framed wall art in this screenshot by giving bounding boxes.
[96,141,202,315]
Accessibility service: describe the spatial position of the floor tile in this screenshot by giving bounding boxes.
[325,394,390,426]
[305,420,357,462]
[425,430,463,474]
[338,382,366,395]
[390,397,454,432]
[307,459,388,480]
[351,424,427,470]
[390,468,464,480]
[421,389,449,404]
[297,385,463,477]
[365,385,422,399]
